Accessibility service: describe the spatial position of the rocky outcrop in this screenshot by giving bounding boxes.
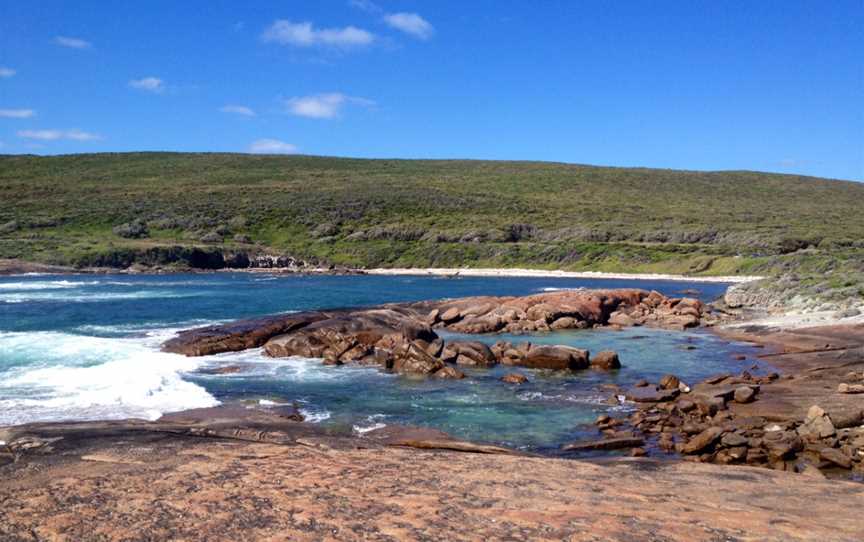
[4,414,863,542]
[164,289,704,376]
[593,361,864,477]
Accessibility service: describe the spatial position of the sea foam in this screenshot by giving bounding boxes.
[0,330,219,425]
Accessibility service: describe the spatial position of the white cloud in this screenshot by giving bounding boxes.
[55,36,92,49]
[0,67,15,78]
[17,129,101,141]
[129,77,164,93]
[262,20,375,48]
[383,13,434,39]
[0,109,35,119]
[349,0,383,14]
[284,93,373,119]
[248,139,299,154]
[220,105,256,117]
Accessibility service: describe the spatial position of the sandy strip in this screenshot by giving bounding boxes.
[365,267,762,284]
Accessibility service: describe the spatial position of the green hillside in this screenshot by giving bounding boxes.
[1,153,862,293]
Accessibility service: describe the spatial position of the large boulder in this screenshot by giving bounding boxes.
[442,341,498,367]
[590,350,621,370]
[521,345,589,370]
[392,342,445,375]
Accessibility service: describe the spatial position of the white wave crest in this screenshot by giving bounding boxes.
[0,280,100,291]
[353,414,387,434]
[0,331,218,426]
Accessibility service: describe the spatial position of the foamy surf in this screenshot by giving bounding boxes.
[353,414,388,434]
[0,330,219,426]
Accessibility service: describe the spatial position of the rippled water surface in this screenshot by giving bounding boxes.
[0,272,764,451]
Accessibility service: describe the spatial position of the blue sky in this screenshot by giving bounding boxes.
[1,1,861,180]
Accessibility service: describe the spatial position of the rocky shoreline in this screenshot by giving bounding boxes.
[2,286,864,539]
[2,400,863,541]
[163,288,706,378]
[160,287,864,479]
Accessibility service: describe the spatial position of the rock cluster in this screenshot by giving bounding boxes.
[165,288,704,377]
[586,371,864,476]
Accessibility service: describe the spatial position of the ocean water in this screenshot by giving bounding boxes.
[0,272,765,452]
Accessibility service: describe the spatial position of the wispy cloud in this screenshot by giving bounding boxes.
[129,77,164,93]
[17,129,101,141]
[0,109,35,119]
[220,105,256,117]
[248,139,299,154]
[349,0,383,14]
[383,13,434,39]
[0,67,15,78]
[55,36,92,49]
[262,20,375,48]
[0,109,36,119]
[284,93,374,119]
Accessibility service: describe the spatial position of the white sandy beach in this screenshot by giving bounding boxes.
[365,267,763,284]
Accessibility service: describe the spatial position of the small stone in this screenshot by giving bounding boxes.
[838,383,864,394]
[721,432,749,447]
[681,427,723,454]
[798,463,826,479]
[727,446,748,462]
[434,366,466,379]
[595,414,611,425]
[626,387,679,403]
[634,379,650,388]
[500,373,528,385]
[630,447,647,457]
[704,373,731,385]
[677,399,696,412]
[733,386,757,404]
[820,447,852,469]
[659,374,680,390]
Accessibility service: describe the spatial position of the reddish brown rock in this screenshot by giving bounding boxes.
[733,386,758,404]
[590,350,621,370]
[521,345,589,370]
[681,427,723,454]
[500,373,529,385]
[626,387,679,403]
[442,341,497,367]
[659,374,681,390]
[435,366,466,380]
[392,342,445,375]
[820,447,852,469]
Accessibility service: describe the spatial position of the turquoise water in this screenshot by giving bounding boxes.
[0,273,764,452]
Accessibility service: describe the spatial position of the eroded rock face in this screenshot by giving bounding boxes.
[163,288,702,376]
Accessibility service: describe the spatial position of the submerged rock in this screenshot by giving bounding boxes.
[562,436,644,452]
[435,366,466,380]
[500,373,529,385]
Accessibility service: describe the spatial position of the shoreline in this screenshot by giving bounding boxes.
[364,267,762,283]
[2,295,863,539]
[0,257,762,283]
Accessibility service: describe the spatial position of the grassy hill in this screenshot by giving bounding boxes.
[1,153,862,298]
